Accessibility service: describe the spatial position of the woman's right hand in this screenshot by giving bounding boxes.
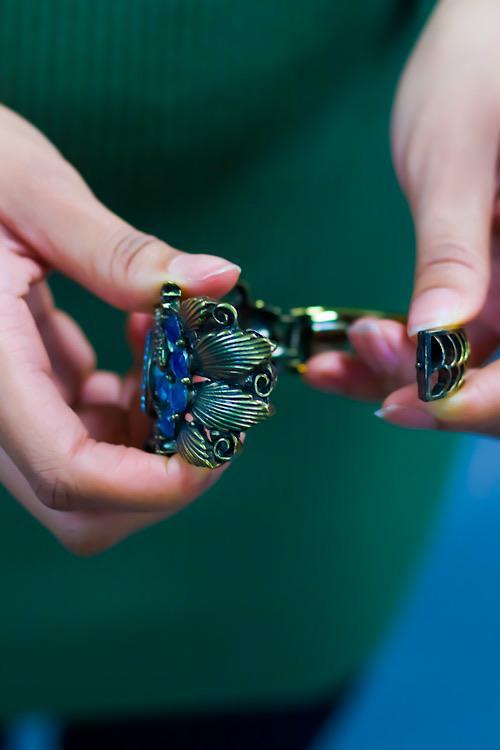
[305,0,500,437]
[0,104,241,555]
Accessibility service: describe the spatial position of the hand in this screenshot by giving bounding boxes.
[0,104,241,554]
[306,0,500,437]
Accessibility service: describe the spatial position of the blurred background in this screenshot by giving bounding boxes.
[1,1,497,748]
[314,435,500,750]
[5,435,500,748]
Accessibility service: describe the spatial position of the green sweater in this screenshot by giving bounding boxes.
[0,0,447,718]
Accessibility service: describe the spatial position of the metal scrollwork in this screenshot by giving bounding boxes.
[141,283,277,469]
[251,364,276,398]
[416,328,470,402]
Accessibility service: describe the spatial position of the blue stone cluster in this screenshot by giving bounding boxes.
[142,310,192,441]
[140,330,152,415]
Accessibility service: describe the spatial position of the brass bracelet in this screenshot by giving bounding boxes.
[141,282,470,468]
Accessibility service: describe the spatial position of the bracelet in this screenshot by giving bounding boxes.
[141,282,470,468]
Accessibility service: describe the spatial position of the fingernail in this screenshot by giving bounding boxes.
[350,320,399,375]
[407,289,464,337]
[374,404,438,429]
[169,253,241,283]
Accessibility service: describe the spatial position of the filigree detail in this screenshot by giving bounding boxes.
[417,328,470,402]
[251,364,276,398]
[212,302,238,327]
[212,432,241,463]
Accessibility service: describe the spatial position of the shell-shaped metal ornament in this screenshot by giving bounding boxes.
[191,381,271,432]
[176,422,215,468]
[180,296,215,332]
[194,329,275,379]
[176,421,240,469]
[142,283,277,469]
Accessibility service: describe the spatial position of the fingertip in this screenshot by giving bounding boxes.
[168,253,241,298]
[302,351,350,391]
[349,318,400,376]
[375,381,469,430]
[304,350,385,400]
[375,403,438,429]
[374,384,438,429]
[381,383,421,411]
[407,288,481,337]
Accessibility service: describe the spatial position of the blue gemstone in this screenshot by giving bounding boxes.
[170,381,188,412]
[140,330,152,414]
[157,411,176,439]
[164,313,182,345]
[153,365,188,414]
[171,348,190,379]
[154,367,171,403]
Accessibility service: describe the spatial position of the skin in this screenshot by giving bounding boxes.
[0,104,241,555]
[3,0,498,554]
[307,0,500,437]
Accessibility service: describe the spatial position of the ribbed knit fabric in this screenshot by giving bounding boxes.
[0,0,447,719]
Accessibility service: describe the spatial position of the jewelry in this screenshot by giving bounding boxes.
[416,328,470,402]
[141,283,470,467]
[141,283,277,469]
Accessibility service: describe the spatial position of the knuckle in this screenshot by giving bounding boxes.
[108,229,164,284]
[33,470,75,512]
[417,239,485,291]
[29,435,88,512]
[422,240,476,272]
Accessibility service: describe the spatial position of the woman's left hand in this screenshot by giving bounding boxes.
[306,0,500,437]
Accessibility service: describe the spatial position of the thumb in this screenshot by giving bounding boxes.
[2,149,240,310]
[403,130,495,337]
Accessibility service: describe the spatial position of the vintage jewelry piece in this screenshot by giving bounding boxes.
[141,283,471,467]
[141,283,277,469]
[416,327,470,402]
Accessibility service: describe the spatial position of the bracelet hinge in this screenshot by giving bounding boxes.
[226,283,406,372]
